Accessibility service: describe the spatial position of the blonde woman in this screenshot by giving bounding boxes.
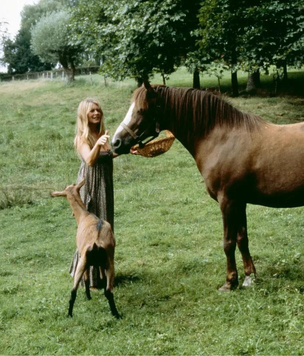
[70,98,117,289]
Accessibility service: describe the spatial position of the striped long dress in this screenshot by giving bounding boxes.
[69,150,114,288]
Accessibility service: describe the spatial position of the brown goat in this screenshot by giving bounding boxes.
[51,179,120,318]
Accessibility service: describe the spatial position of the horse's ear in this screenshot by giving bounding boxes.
[143,80,157,101]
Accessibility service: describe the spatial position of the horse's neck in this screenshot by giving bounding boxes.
[159,87,198,156]
[159,87,262,157]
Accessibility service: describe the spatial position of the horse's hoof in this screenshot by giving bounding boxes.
[242,275,255,288]
[219,283,233,292]
[219,279,238,292]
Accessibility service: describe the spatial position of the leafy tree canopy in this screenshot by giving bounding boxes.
[1,0,65,73]
[31,9,81,81]
[70,0,200,84]
[198,0,304,70]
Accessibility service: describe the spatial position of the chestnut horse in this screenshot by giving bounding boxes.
[112,82,304,291]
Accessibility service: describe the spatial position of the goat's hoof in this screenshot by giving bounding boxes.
[114,312,122,319]
[68,313,73,318]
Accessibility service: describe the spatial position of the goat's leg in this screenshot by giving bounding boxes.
[68,290,77,318]
[68,257,86,317]
[104,265,121,319]
[105,288,121,319]
[84,269,92,300]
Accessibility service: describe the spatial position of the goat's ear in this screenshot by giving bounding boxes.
[50,190,67,197]
[76,179,85,192]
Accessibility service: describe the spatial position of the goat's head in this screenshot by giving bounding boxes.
[51,179,85,198]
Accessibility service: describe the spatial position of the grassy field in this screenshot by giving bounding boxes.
[1,68,304,355]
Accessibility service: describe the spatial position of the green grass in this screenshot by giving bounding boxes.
[1,69,304,355]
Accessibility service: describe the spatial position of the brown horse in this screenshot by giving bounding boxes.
[112,82,304,291]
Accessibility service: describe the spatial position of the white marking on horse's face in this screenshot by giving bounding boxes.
[112,102,135,143]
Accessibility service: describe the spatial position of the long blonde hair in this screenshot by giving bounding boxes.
[74,98,105,149]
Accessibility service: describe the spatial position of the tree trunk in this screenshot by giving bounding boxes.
[283,61,288,82]
[193,67,200,89]
[231,70,239,97]
[136,77,144,87]
[246,69,260,93]
[63,67,75,82]
[59,54,75,82]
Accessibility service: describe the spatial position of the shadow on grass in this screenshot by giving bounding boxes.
[115,274,141,287]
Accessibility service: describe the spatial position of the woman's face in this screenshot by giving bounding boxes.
[87,103,102,125]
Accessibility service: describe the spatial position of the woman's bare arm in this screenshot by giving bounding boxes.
[78,132,110,166]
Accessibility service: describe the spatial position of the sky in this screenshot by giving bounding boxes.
[1,0,37,39]
[0,0,37,71]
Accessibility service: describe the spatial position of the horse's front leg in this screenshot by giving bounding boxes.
[219,200,241,291]
[236,205,256,287]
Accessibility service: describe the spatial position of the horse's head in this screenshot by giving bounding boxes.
[112,82,161,154]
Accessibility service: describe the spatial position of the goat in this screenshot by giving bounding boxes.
[51,179,120,318]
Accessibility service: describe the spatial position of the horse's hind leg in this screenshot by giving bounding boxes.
[236,206,256,287]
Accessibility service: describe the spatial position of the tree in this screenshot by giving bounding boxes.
[240,1,304,81]
[31,10,81,81]
[198,0,304,95]
[1,0,65,74]
[198,0,249,96]
[2,28,53,74]
[70,0,201,85]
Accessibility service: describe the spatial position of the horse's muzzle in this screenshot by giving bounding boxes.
[112,137,130,155]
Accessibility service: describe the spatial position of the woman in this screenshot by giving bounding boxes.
[70,97,117,289]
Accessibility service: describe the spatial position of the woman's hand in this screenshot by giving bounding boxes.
[78,130,111,166]
[97,130,110,146]
[130,147,139,155]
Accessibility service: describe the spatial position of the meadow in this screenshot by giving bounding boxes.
[0,68,304,355]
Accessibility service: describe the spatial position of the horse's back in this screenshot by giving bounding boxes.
[196,121,304,208]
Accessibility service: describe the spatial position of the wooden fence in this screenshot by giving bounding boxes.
[0,66,100,82]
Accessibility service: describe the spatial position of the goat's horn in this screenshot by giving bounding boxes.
[76,179,85,191]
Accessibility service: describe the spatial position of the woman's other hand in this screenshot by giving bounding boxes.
[130,147,139,155]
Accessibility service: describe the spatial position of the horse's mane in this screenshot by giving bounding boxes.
[133,85,265,140]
